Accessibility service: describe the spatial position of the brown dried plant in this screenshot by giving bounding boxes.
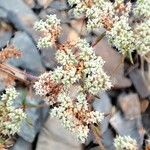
[0,45,21,63]
[0,45,21,87]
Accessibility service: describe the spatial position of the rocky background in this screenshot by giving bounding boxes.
[0,0,150,150]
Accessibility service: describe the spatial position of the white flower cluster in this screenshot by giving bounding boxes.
[34,39,111,100]
[35,39,111,96]
[0,87,26,136]
[34,14,61,48]
[73,2,87,17]
[37,36,52,48]
[86,1,115,30]
[77,39,111,94]
[134,20,150,56]
[53,39,111,93]
[67,0,150,57]
[114,135,138,150]
[34,39,111,142]
[34,72,63,105]
[55,49,77,66]
[106,16,135,55]
[133,0,150,18]
[34,72,52,97]
[52,66,81,86]
[50,91,104,143]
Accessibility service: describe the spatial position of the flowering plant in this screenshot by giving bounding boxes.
[0,88,26,148]
[114,135,138,150]
[34,14,111,142]
[0,0,149,149]
[67,0,150,59]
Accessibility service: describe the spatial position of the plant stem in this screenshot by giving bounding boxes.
[0,63,38,85]
[92,32,106,47]
[91,124,105,150]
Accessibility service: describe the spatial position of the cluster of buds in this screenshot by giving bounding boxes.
[50,91,104,143]
[34,14,62,48]
[34,38,111,102]
[67,0,150,57]
[34,72,63,105]
[133,0,150,19]
[114,135,138,150]
[34,16,111,142]
[0,87,26,136]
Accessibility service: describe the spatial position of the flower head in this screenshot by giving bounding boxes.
[114,135,138,150]
[0,87,26,136]
[34,38,111,142]
[34,14,62,48]
[50,91,104,143]
[67,0,149,57]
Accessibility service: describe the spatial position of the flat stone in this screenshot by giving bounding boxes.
[94,39,132,88]
[59,24,79,43]
[15,88,49,143]
[102,129,115,150]
[89,129,115,150]
[39,8,70,24]
[37,0,53,8]
[50,1,68,11]
[0,7,7,19]
[0,0,38,41]
[23,0,35,8]
[36,117,82,150]
[110,112,143,145]
[0,31,12,49]
[118,93,141,119]
[11,137,32,150]
[41,47,57,69]
[9,31,45,75]
[70,19,87,36]
[93,92,112,134]
[129,69,150,98]
[142,105,150,132]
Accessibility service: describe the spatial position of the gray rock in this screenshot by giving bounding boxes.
[41,47,57,69]
[39,8,57,19]
[0,31,12,49]
[94,39,132,88]
[23,0,36,8]
[36,117,82,150]
[9,31,45,75]
[90,129,115,150]
[102,129,115,150]
[118,93,141,120]
[0,81,5,92]
[142,105,150,132]
[18,93,49,143]
[39,8,70,24]
[110,112,144,145]
[11,137,32,150]
[59,24,79,43]
[0,0,38,41]
[129,69,150,98]
[85,93,112,146]
[50,1,68,11]
[37,0,53,8]
[93,92,112,134]
[10,87,49,143]
[0,7,7,19]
